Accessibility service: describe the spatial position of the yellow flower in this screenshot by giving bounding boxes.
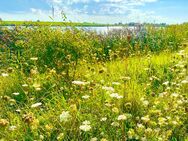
[30,57,38,61]
[141,115,150,123]
[100,138,108,141]
[57,133,64,140]
[112,107,119,113]
[0,119,9,127]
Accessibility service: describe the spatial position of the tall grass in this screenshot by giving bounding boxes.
[0,23,188,140]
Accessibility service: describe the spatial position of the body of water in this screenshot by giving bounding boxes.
[0,25,140,34]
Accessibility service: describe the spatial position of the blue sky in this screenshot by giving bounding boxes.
[0,0,187,24]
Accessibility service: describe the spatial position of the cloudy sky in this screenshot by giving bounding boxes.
[0,0,187,24]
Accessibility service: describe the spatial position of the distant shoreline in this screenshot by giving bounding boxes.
[0,21,167,27]
[0,21,118,27]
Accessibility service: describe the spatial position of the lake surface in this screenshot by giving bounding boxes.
[76,26,136,33]
[0,25,138,34]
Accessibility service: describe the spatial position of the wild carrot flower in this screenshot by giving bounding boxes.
[100,117,107,121]
[12,92,20,96]
[117,114,127,121]
[171,93,179,97]
[141,115,150,123]
[79,124,91,132]
[112,82,121,85]
[145,128,153,134]
[82,95,90,99]
[110,93,123,99]
[31,102,42,108]
[60,111,71,122]
[102,86,114,92]
[30,57,38,61]
[33,83,42,91]
[22,84,28,87]
[72,81,88,85]
[162,81,169,86]
[40,135,44,140]
[83,120,91,125]
[1,73,9,77]
[111,122,119,127]
[181,80,188,84]
[9,126,17,131]
[90,137,98,141]
[142,100,149,107]
[80,120,91,132]
[158,117,167,126]
[100,138,108,141]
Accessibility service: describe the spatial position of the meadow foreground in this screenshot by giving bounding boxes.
[0,25,188,140]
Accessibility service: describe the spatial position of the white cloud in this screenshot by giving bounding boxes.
[43,0,168,23]
[30,8,44,15]
[1,0,178,24]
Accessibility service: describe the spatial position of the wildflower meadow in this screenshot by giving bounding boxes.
[0,23,188,140]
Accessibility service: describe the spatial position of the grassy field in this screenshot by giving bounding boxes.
[0,24,188,140]
[0,21,110,27]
